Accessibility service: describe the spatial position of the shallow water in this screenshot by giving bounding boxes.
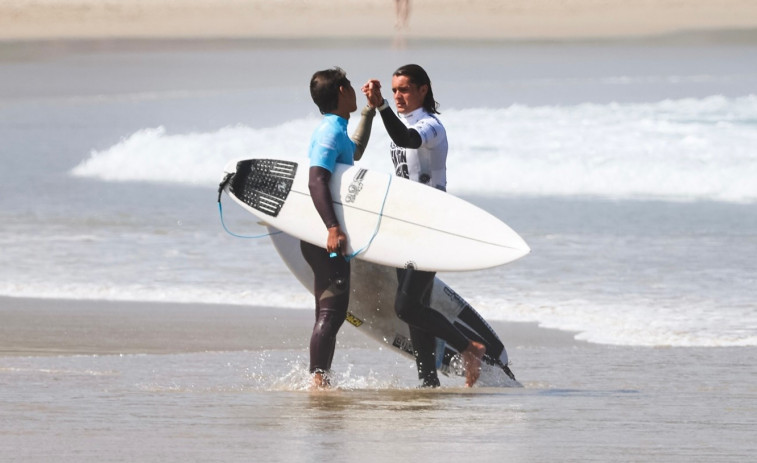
[2,343,755,462]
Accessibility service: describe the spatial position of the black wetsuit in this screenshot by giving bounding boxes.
[395,267,469,386]
[301,238,349,374]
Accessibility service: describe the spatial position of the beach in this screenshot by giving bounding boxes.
[2,0,757,41]
[2,0,757,461]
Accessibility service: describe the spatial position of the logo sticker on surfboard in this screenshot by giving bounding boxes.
[345,169,367,204]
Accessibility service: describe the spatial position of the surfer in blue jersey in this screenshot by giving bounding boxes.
[304,67,376,388]
[363,64,487,387]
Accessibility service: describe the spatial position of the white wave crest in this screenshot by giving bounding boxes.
[72,95,757,203]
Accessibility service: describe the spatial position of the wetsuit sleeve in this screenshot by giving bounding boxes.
[378,107,422,149]
[350,105,376,161]
[308,166,340,229]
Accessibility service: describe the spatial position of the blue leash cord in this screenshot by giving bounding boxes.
[217,172,281,239]
[342,173,392,261]
[218,201,282,239]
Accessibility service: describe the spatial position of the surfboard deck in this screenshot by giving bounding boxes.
[268,228,521,387]
[221,158,530,272]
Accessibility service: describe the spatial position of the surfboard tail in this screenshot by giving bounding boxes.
[227,159,298,218]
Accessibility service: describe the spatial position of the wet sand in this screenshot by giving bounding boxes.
[0,296,582,357]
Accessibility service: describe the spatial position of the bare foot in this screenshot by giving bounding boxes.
[311,371,330,390]
[462,341,486,387]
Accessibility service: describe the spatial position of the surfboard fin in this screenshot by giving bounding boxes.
[502,363,516,381]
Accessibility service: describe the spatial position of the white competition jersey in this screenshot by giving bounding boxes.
[390,107,448,191]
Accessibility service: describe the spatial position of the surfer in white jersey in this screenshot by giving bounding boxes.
[305,67,375,388]
[363,64,486,387]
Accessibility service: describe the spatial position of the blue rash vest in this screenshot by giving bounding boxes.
[308,113,355,172]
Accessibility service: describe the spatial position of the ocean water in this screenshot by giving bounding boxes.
[1,36,756,350]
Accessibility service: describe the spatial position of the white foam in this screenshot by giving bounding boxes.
[0,281,312,311]
[70,123,313,185]
[473,296,757,348]
[71,95,757,203]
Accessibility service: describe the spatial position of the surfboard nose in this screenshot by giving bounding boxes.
[515,235,531,256]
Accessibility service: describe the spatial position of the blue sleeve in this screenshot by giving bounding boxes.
[309,128,339,172]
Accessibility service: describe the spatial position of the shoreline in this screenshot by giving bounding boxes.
[2,0,757,42]
[1,28,756,66]
[0,295,584,357]
[3,27,757,46]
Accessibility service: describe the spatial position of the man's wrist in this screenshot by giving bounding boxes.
[377,99,389,111]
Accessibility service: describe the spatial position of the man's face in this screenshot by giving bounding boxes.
[391,75,427,114]
[341,81,357,113]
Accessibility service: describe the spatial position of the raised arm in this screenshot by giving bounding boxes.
[350,105,376,161]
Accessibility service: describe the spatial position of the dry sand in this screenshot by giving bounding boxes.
[2,0,757,42]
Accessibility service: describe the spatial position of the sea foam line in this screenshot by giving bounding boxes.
[71,95,757,203]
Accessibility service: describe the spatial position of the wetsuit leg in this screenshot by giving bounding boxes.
[409,325,440,387]
[401,268,440,387]
[396,268,467,386]
[301,241,350,374]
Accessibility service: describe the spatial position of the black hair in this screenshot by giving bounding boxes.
[393,64,440,114]
[310,67,350,115]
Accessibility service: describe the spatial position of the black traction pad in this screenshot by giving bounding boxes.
[229,159,298,217]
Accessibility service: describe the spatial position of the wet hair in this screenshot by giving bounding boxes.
[310,67,351,115]
[393,64,440,114]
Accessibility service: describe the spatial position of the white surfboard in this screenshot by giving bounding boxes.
[221,158,529,272]
[268,228,520,387]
